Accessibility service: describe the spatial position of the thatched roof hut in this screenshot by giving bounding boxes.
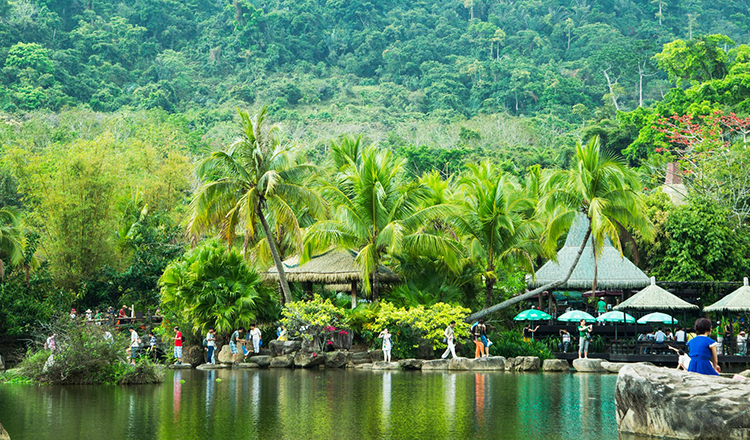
[528,214,651,290]
[704,278,750,313]
[264,249,399,284]
[614,277,699,312]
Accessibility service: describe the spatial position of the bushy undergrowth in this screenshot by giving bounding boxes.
[16,320,163,385]
[481,331,553,360]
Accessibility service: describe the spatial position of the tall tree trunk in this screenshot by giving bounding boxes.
[372,254,380,302]
[485,276,496,309]
[466,227,592,322]
[257,206,293,304]
[591,242,598,295]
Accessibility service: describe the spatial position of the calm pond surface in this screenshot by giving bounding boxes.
[0,369,638,440]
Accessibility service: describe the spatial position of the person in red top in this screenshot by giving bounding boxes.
[118,306,128,318]
[173,326,183,365]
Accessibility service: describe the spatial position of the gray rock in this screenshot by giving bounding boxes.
[572,358,606,373]
[294,352,325,368]
[249,355,271,368]
[349,351,371,365]
[616,363,750,439]
[196,363,230,370]
[0,354,4,371]
[0,420,9,440]
[217,345,240,364]
[368,350,384,362]
[601,361,653,374]
[468,356,506,371]
[355,363,373,369]
[515,356,541,371]
[738,369,750,379]
[269,340,302,356]
[168,363,193,369]
[270,355,294,368]
[184,345,205,366]
[542,359,570,372]
[448,357,470,371]
[421,359,450,370]
[233,363,259,369]
[325,351,349,368]
[504,357,517,371]
[398,359,424,370]
[372,361,400,370]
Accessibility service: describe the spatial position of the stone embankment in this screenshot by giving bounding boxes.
[0,421,9,440]
[616,363,750,439]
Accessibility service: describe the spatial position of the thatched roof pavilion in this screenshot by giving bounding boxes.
[614,277,699,312]
[265,249,399,284]
[704,278,750,313]
[528,214,651,291]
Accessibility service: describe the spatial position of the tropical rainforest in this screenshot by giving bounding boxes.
[2,0,750,347]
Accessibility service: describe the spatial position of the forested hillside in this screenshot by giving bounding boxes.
[2,0,749,121]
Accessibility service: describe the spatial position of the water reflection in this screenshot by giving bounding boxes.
[0,369,633,440]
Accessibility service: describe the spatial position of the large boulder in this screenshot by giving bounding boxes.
[515,356,541,371]
[504,357,517,371]
[421,359,450,370]
[0,420,9,440]
[468,356,506,371]
[738,369,750,379]
[0,354,4,371]
[184,345,205,366]
[168,364,192,369]
[294,352,325,368]
[398,359,424,370]
[196,363,230,370]
[250,355,272,368]
[616,364,750,439]
[601,361,654,374]
[368,350,385,362]
[572,358,606,373]
[217,345,239,364]
[372,361,400,370]
[233,363,259,369]
[349,352,371,365]
[270,355,294,368]
[355,363,373,369]
[325,351,349,369]
[448,357,471,371]
[269,340,302,356]
[542,359,570,372]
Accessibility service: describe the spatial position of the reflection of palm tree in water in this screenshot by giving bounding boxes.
[475,373,486,425]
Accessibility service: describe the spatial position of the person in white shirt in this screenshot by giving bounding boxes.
[737,331,747,356]
[250,323,262,354]
[441,321,457,359]
[675,328,686,343]
[205,328,216,364]
[129,328,139,364]
[669,345,690,370]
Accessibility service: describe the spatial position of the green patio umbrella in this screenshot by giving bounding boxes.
[557,310,597,323]
[597,311,636,323]
[637,312,678,325]
[597,310,636,339]
[513,309,553,321]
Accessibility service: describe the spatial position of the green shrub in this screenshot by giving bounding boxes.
[484,331,553,360]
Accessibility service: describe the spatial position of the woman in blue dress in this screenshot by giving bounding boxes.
[687,318,721,375]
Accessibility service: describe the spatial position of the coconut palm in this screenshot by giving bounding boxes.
[187,107,325,303]
[450,161,547,308]
[465,137,653,321]
[0,206,24,281]
[544,136,654,294]
[303,141,460,301]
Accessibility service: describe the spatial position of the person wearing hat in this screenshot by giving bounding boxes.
[85,309,93,321]
[70,308,77,319]
[737,331,747,356]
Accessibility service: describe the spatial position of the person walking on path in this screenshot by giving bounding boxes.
[378,328,392,362]
[173,326,184,365]
[205,328,216,364]
[250,323,262,355]
[523,324,539,342]
[441,321,457,359]
[578,319,593,359]
[230,327,244,363]
[687,318,721,376]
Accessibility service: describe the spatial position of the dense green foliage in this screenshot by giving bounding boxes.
[159,239,279,336]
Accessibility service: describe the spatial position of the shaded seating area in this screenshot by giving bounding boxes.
[704,277,750,355]
[264,249,399,307]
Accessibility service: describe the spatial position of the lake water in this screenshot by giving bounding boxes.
[0,369,637,440]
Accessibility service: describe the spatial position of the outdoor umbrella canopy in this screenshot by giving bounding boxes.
[557,310,597,323]
[514,309,552,321]
[597,311,636,323]
[637,312,678,325]
[704,277,750,313]
[614,277,698,312]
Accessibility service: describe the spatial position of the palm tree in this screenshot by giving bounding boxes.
[187,108,325,303]
[450,161,547,308]
[465,136,653,321]
[303,140,459,301]
[0,206,24,281]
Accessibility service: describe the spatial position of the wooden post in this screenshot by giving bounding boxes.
[538,291,543,309]
[305,281,313,299]
[351,281,357,309]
